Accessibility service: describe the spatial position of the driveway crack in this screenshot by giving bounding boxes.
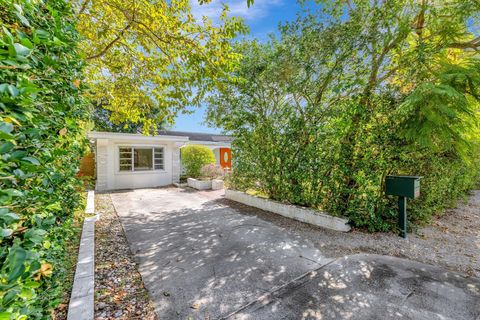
[219,258,337,320]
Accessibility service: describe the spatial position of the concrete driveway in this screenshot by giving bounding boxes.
[110,188,480,320]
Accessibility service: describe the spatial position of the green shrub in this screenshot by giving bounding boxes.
[0,0,88,318]
[181,145,216,178]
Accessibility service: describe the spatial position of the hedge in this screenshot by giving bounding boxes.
[0,0,88,318]
[181,145,216,178]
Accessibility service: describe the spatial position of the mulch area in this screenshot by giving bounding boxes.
[94,193,157,320]
[220,190,480,278]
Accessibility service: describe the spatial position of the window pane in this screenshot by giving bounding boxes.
[134,148,153,171]
[119,147,132,154]
[154,148,164,170]
[119,147,132,171]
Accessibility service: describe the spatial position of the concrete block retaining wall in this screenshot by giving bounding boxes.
[187,178,212,190]
[211,179,224,190]
[225,189,351,232]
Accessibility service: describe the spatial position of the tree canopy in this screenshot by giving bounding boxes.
[74,0,248,133]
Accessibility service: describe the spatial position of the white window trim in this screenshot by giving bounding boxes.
[116,145,166,174]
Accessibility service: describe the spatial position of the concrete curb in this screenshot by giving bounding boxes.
[173,182,188,188]
[67,190,97,320]
[225,189,351,232]
[85,190,95,214]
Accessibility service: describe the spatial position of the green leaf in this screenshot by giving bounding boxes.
[1,27,14,43]
[43,240,51,249]
[0,122,13,139]
[0,312,12,320]
[34,29,50,39]
[13,43,31,57]
[10,150,27,160]
[23,280,41,288]
[0,122,13,135]
[7,247,26,277]
[7,85,19,97]
[15,12,31,27]
[20,37,33,49]
[2,289,19,306]
[13,4,23,14]
[0,142,14,154]
[22,156,40,165]
[18,287,34,300]
[0,208,20,224]
[0,229,13,238]
[5,189,23,197]
[24,228,47,244]
[7,263,25,283]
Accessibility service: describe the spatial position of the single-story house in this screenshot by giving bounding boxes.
[87,131,232,191]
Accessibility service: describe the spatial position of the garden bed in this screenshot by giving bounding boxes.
[187,178,225,190]
[225,189,351,232]
[94,193,157,320]
[187,177,212,190]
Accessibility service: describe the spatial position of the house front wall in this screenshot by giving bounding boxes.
[95,137,183,191]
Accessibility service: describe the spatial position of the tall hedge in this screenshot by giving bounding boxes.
[0,1,88,318]
[206,2,480,231]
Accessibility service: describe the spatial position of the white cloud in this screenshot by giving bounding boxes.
[190,0,284,22]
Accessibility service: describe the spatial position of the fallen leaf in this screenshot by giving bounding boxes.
[34,263,53,280]
[191,302,200,309]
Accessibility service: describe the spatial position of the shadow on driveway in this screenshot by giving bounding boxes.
[109,188,480,320]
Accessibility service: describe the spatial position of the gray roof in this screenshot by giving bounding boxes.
[157,130,232,143]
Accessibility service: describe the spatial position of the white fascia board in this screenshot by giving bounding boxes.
[187,140,231,147]
[87,131,189,142]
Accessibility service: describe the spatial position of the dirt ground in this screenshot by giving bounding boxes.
[94,193,157,320]
[220,190,480,278]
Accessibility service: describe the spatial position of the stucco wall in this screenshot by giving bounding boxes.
[213,148,220,166]
[95,138,178,190]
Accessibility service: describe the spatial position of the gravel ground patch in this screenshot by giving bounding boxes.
[219,190,480,278]
[94,193,157,320]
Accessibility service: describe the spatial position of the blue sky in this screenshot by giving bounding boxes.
[173,0,305,133]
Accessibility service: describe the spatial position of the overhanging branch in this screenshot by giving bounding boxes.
[86,24,131,60]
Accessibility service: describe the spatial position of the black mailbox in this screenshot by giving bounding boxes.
[385,175,423,238]
[385,176,422,199]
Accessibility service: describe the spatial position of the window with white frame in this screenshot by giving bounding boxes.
[119,147,164,171]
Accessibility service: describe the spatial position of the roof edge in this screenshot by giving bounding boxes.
[87,131,189,142]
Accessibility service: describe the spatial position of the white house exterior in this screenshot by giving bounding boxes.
[87,131,231,191]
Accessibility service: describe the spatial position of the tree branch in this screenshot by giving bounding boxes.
[448,37,480,50]
[86,24,131,60]
[78,0,91,15]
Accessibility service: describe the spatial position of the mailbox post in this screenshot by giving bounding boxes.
[385,175,422,238]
